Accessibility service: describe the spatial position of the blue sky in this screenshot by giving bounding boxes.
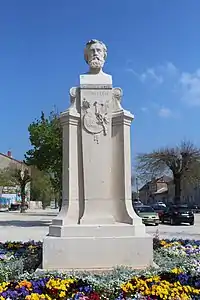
[0,1,200,162]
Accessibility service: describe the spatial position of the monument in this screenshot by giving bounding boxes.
[43,39,153,270]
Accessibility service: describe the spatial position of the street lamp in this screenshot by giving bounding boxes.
[20,169,24,180]
[136,177,139,199]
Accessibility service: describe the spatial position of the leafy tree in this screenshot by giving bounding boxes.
[136,140,200,203]
[31,167,54,209]
[14,168,31,212]
[0,165,31,212]
[0,168,15,187]
[25,111,62,206]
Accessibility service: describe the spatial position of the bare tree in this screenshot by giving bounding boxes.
[136,140,200,203]
[131,173,140,198]
[131,174,136,188]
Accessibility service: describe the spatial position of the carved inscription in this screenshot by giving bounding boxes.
[80,84,112,89]
[83,90,109,97]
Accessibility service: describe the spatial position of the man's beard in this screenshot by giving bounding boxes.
[89,57,104,69]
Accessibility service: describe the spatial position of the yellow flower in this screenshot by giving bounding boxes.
[121,281,135,293]
[171,268,183,274]
[59,291,66,297]
[26,294,50,300]
[7,242,13,248]
[121,275,200,299]
[45,295,52,300]
[151,275,160,282]
[0,282,9,293]
[46,277,76,294]
[160,240,167,246]
[25,294,40,300]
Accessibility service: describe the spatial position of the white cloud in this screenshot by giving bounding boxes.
[126,68,139,77]
[126,67,163,84]
[157,107,180,119]
[140,68,163,84]
[179,70,200,106]
[158,62,178,77]
[126,62,178,85]
[158,107,173,118]
[140,107,148,112]
[127,61,200,107]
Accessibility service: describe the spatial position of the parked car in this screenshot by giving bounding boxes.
[9,203,28,211]
[132,199,143,207]
[0,198,9,212]
[151,204,167,221]
[187,204,200,213]
[156,201,166,207]
[134,205,160,226]
[160,205,194,225]
[0,204,9,212]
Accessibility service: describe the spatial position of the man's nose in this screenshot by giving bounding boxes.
[93,49,98,55]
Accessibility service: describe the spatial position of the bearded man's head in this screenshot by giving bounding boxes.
[84,39,107,72]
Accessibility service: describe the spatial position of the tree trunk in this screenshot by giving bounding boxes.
[20,184,26,213]
[54,198,58,209]
[174,174,182,204]
[54,190,62,211]
[58,190,62,211]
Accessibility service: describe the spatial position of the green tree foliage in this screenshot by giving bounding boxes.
[0,168,15,187]
[25,111,62,205]
[14,168,31,213]
[31,167,53,209]
[136,140,200,202]
[0,165,31,212]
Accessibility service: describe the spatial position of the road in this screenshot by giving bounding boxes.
[147,213,200,240]
[0,209,200,242]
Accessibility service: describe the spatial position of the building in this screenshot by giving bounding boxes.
[139,175,173,204]
[167,179,200,204]
[0,151,25,170]
[139,175,200,205]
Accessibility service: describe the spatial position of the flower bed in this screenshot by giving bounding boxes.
[153,239,200,274]
[0,241,42,282]
[0,270,200,299]
[0,239,200,299]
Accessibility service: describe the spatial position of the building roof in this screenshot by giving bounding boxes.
[154,186,168,194]
[139,175,173,192]
[157,175,172,183]
[0,152,23,165]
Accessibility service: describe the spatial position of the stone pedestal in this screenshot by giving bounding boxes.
[43,40,153,270]
[44,225,152,270]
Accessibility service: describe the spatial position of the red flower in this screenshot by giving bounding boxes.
[89,292,100,300]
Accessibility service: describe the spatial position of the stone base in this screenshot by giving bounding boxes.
[43,224,153,270]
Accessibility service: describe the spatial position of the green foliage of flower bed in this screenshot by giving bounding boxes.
[0,241,42,281]
[0,239,200,298]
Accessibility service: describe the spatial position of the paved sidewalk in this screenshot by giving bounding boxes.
[0,209,58,242]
